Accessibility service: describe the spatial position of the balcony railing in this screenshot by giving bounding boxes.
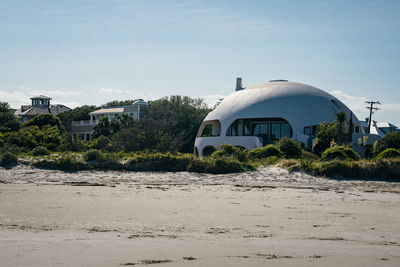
[71,120,97,126]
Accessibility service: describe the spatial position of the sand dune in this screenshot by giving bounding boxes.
[1,166,400,266]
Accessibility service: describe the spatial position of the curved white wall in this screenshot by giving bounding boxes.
[195,81,364,156]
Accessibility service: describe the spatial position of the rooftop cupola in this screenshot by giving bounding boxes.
[30,95,52,108]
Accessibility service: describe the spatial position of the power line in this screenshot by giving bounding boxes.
[365,101,381,133]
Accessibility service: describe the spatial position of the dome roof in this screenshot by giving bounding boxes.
[205,81,360,136]
[133,99,148,106]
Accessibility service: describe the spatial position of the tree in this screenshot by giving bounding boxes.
[103,99,139,107]
[25,114,62,130]
[313,112,348,155]
[93,114,136,138]
[145,96,211,152]
[57,105,98,131]
[111,95,211,153]
[275,137,302,158]
[335,112,347,145]
[372,132,400,156]
[112,113,136,132]
[5,125,65,151]
[0,102,22,133]
[93,117,113,138]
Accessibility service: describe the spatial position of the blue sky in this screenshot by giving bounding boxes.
[1,0,400,125]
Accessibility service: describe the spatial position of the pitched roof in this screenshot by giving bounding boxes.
[89,107,124,115]
[14,104,71,117]
[376,122,398,129]
[49,104,71,115]
[30,95,52,100]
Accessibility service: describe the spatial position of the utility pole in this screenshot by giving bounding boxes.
[365,101,381,133]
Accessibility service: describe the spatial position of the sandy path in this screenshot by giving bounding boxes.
[1,166,400,266]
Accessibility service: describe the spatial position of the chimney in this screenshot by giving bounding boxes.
[235,77,243,91]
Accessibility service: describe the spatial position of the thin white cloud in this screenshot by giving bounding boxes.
[1,88,86,109]
[58,101,82,109]
[201,94,225,107]
[98,88,132,94]
[330,89,400,127]
[28,90,85,97]
[97,88,161,101]
[0,90,31,108]
[331,90,400,113]
[382,103,400,112]
[330,90,369,114]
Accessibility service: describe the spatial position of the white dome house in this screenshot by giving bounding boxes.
[194,78,367,156]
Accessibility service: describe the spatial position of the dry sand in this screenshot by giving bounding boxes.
[1,165,400,266]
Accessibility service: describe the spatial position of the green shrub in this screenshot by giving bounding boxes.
[275,137,302,158]
[86,135,110,150]
[32,146,50,156]
[5,125,64,151]
[56,154,86,171]
[66,138,86,152]
[278,159,301,172]
[5,127,37,149]
[262,155,281,165]
[211,144,248,162]
[95,135,111,150]
[24,113,62,130]
[202,146,216,156]
[249,145,283,159]
[0,152,18,166]
[126,152,192,171]
[301,150,319,161]
[297,158,400,180]
[84,149,104,161]
[372,132,400,156]
[321,146,360,161]
[96,153,122,170]
[32,159,57,169]
[371,159,400,179]
[313,113,348,155]
[315,160,354,177]
[187,156,254,174]
[375,148,400,160]
[0,133,4,147]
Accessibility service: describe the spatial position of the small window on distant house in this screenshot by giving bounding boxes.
[304,127,311,135]
[354,126,360,133]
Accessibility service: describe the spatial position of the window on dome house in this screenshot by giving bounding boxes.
[198,120,221,137]
[226,120,239,136]
[227,118,292,145]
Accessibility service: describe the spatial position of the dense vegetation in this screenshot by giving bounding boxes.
[58,105,98,131]
[313,112,349,155]
[0,102,21,133]
[110,96,210,153]
[1,99,399,179]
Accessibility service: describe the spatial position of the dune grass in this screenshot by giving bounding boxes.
[3,143,400,180]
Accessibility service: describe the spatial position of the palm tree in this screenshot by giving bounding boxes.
[335,112,346,145]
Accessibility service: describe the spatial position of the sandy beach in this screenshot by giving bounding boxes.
[1,166,400,266]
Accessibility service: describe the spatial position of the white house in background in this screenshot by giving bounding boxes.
[194,78,379,156]
[360,120,399,137]
[71,99,148,141]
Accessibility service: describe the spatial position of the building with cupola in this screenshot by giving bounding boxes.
[14,95,71,122]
